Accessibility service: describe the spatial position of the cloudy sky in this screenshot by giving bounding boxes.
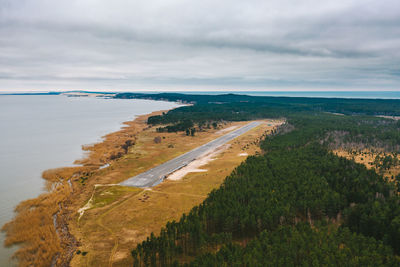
[0,0,399,92]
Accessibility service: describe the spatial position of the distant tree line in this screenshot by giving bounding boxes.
[155,119,194,133]
[118,93,400,266]
[116,92,400,116]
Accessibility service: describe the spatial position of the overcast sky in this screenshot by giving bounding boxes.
[0,0,399,92]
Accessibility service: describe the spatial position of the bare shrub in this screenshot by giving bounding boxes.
[154,136,162,144]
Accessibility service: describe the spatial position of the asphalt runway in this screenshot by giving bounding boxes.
[120,121,262,188]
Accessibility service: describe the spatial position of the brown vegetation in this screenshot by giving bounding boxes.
[153,136,162,144]
[1,110,163,266]
[71,120,282,267]
[1,167,79,266]
[334,149,400,180]
[1,109,282,267]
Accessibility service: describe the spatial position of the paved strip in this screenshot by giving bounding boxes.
[120,121,262,188]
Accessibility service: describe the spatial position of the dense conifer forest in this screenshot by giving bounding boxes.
[115,93,400,266]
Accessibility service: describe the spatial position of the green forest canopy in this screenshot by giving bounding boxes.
[115,93,400,266]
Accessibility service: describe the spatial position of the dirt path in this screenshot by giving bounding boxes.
[71,119,284,266]
[95,189,144,267]
[150,189,206,198]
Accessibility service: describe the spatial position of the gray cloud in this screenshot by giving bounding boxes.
[0,0,399,91]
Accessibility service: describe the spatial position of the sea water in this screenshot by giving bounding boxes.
[0,95,181,266]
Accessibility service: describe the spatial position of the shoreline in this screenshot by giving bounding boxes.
[1,107,176,266]
[1,98,281,266]
[70,119,281,266]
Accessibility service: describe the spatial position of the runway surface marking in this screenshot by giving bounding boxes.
[120,121,262,188]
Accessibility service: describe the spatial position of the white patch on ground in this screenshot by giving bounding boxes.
[325,112,345,116]
[238,152,248,156]
[167,144,230,181]
[376,115,400,120]
[99,163,110,169]
[217,125,238,134]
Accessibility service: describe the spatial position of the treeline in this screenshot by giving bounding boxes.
[146,103,286,126]
[265,114,400,152]
[130,128,400,265]
[115,92,400,116]
[125,93,400,266]
[189,224,397,267]
[373,154,400,172]
[156,120,194,133]
[120,93,400,150]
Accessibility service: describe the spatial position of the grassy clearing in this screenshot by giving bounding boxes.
[334,149,400,180]
[91,186,142,209]
[71,120,282,267]
[2,106,281,267]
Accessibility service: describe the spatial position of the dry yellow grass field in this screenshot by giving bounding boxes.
[334,149,400,180]
[2,106,282,267]
[70,120,281,267]
[1,111,160,266]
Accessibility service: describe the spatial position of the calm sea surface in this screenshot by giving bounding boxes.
[1,91,398,264]
[0,95,180,266]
